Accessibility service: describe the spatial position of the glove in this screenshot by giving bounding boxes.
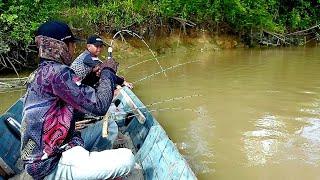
[99,58,119,74]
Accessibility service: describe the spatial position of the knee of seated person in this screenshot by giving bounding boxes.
[119,148,135,168]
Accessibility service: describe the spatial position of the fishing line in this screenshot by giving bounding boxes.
[133,60,200,84]
[146,94,202,107]
[110,30,166,77]
[115,107,201,121]
[110,94,203,117]
[118,55,166,73]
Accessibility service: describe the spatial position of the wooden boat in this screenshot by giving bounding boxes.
[0,87,196,179]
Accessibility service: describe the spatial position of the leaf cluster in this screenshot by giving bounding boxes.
[0,0,319,70]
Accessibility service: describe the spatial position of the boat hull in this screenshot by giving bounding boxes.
[0,98,24,177]
[0,87,196,179]
[115,87,196,179]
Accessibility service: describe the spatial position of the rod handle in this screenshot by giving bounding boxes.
[108,46,113,59]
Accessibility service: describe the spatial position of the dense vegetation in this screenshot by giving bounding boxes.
[1,0,320,71]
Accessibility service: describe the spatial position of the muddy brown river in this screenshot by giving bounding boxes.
[1,45,320,179]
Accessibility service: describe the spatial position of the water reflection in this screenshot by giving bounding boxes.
[300,99,320,115]
[294,117,320,165]
[179,106,216,174]
[243,114,287,166]
[293,96,320,165]
[244,99,320,168]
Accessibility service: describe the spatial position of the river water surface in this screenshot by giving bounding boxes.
[1,46,320,179]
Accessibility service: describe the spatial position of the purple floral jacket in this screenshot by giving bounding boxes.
[20,36,117,179]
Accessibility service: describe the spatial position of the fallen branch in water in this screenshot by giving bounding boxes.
[260,23,320,46]
[0,77,28,90]
[0,77,28,81]
[286,24,320,36]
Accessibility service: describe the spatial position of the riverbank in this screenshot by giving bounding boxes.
[0,29,242,76]
[101,29,241,53]
[1,26,319,76]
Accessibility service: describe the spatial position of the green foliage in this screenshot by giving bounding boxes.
[1,0,320,69]
[220,0,282,32]
[58,0,149,34]
[0,0,66,70]
[276,0,320,31]
[2,0,319,46]
[0,0,60,53]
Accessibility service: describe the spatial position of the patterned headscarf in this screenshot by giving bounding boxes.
[35,35,73,65]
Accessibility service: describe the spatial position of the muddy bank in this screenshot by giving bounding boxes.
[99,29,242,57]
[1,28,242,75]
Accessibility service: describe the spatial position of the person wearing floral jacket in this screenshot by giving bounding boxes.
[20,21,134,179]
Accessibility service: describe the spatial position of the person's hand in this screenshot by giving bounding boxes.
[123,81,133,89]
[99,58,119,74]
[92,65,101,77]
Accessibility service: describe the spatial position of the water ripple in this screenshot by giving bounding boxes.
[181,106,216,175]
[243,114,287,166]
[290,117,320,165]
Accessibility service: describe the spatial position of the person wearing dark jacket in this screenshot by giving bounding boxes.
[70,35,133,88]
[20,21,134,180]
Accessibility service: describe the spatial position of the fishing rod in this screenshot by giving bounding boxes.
[75,106,200,130]
[109,29,166,77]
[75,94,202,128]
[100,45,113,136]
[119,107,201,121]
